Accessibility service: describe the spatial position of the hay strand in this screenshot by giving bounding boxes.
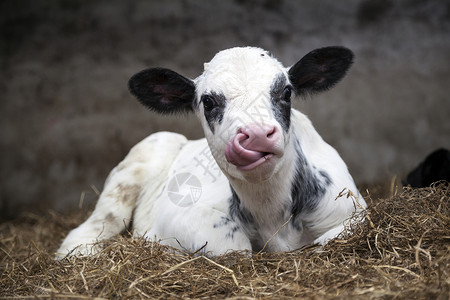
[0,184,448,299]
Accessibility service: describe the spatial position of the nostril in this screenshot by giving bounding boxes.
[266,126,277,139]
[236,131,250,146]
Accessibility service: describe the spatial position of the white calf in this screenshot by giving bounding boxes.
[57,46,366,258]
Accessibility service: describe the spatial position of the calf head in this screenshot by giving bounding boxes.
[129,47,353,183]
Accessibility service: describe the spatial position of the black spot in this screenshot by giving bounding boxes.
[270,74,292,132]
[213,216,232,228]
[290,137,333,229]
[201,92,227,133]
[319,170,332,186]
[225,225,240,240]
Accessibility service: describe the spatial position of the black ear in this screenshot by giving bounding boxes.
[128,68,195,114]
[288,46,354,95]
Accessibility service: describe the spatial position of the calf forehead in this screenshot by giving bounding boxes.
[196,47,287,100]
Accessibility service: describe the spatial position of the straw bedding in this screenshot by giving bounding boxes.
[1,184,448,299]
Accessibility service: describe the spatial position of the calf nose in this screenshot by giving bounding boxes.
[238,124,279,151]
[225,124,282,169]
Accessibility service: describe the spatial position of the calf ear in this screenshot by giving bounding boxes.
[128,68,195,114]
[288,47,354,95]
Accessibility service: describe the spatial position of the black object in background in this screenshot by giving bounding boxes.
[403,148,450,188]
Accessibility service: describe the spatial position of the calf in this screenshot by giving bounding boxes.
[56,46,366,258]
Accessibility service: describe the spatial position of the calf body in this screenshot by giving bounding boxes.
[57,47,366,257]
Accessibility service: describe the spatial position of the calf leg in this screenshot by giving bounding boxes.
[145,205,252,256]
[313,224,345,245]
[56,132,187,258]
[55,167,140,258]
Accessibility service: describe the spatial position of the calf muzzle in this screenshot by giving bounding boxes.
[225,124,281,171]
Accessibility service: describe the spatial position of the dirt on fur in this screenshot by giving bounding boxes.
[0,184,448,299]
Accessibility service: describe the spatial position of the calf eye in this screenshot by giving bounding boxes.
[282,87,292,103]
[202,96,215,111]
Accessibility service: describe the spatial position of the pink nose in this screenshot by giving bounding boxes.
[225,124,281,171]
[238,124,279,151]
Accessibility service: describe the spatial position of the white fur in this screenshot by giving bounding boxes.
[56,47,366,258]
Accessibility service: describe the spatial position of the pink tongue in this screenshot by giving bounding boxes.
[225,133,267,168]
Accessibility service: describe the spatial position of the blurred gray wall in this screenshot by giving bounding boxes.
[1,0,449,218]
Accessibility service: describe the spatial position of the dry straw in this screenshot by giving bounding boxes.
[1,183,448,299]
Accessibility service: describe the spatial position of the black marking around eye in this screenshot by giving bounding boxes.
[270,74,292,132]
[202,92,227,133]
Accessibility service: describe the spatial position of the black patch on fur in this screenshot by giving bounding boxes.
[128,68,195,114]
[213,216,241,240]
[290,137,333,229]
[403,148,450,188]
[225,225,240,240]
[229,187,255,227]
[289,46,354,95]
[270,74,292,132]
[213,216,232,228]
[319,170,333,186]
[201,92,227,133]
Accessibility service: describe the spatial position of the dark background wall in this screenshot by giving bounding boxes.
[1,0,449,219]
